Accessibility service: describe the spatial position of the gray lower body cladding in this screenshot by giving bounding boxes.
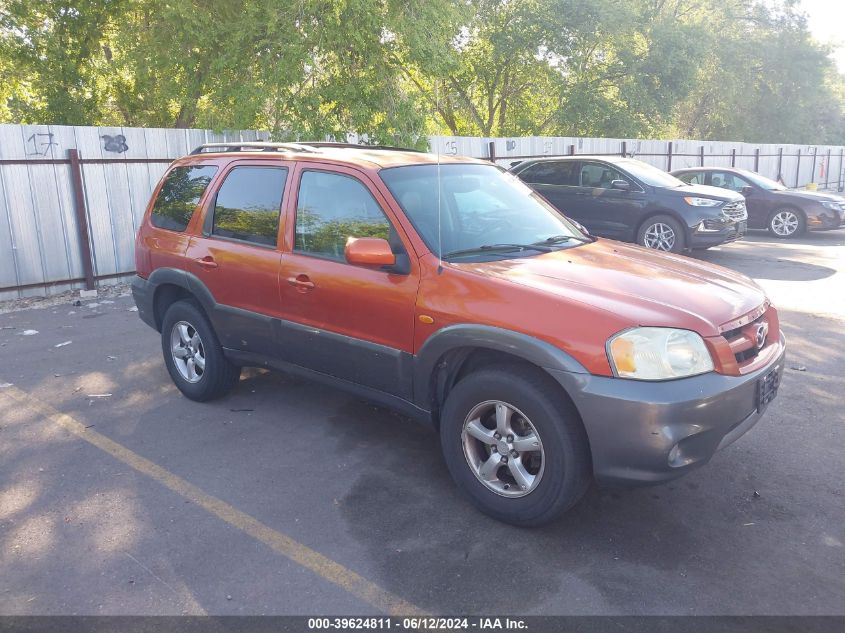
[549,339,786,485]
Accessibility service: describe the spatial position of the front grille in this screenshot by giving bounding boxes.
[722,200,748,222]
[722,313,769,365]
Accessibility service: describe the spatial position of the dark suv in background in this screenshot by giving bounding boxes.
[510,156,747,253]
[671,167,845,238]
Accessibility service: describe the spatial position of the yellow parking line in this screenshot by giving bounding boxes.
[1,385,426,616]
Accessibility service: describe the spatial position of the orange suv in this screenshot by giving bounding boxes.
[132,142,785,526]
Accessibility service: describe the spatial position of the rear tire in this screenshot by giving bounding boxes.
[440,368,592,527]
[768,208,805,238]
[637,214,686,253]
[161,299,240,401]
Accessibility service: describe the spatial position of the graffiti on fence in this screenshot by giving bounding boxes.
[26,133,58,156]
[101,134,129,153]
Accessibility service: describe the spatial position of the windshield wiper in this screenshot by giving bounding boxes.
[534,234,594,245]
[443,243,554,259]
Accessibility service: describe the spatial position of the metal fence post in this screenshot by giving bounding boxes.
[67,149,95,291]
[731,148,736,167]
[826,149,831,188]
[621,141,627,158]
[487,141,496,162]
[839,149,844,191]
[568,144,575,155]
[795,149,801,188]
[777,148,783,181]
[699,146,705,166]
[754,148,760,172]
[810,147,817,184]
[667,141,673,171]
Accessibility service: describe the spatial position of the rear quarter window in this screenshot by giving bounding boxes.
[150,165,218,232]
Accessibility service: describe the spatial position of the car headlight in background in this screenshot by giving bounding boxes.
[684,197,722,207]
[608,327,715,380]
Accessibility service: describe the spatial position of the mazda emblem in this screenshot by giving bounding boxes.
[755,323,768,349]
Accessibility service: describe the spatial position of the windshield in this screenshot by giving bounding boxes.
[617,159,685,188]
[380,163,587,259]
[737,169,788,191]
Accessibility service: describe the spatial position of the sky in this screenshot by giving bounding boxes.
[800,0,845,74]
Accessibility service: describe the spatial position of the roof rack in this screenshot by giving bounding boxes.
[303,142,423,153]
[189,142,319,155]
[189,141,423,155]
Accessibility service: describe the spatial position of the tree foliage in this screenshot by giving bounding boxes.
[0,0,843,144]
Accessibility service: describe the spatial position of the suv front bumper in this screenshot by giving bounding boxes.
[549,335,785,485]
[690,220,746,248]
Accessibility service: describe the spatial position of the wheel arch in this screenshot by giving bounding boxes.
[148,268,217,331]
[413,325,588,427]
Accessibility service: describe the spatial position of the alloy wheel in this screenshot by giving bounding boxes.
[643,222,676,251]
[771,210,799,236]
[461,400,545,498]
[170,321,206,383]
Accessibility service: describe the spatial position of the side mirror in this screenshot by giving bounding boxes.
[610,179,631,191]
[741,185,753,197]
[345,237,396,267]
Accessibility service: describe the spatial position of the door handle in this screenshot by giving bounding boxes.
[287,275,315,291]
[195,256,218,269]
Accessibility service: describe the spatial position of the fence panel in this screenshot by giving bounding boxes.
[0,123,263,300]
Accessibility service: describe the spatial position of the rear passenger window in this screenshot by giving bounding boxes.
[519,161,578,186]
[678,172,704,185]
[150,165,217,231]
[211,167,287,246]
[295,171,391,261]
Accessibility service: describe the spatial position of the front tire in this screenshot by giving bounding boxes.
[637,215,686,253]
[769,208,805,238]
[440,368,592,527]
[161,299,240,401]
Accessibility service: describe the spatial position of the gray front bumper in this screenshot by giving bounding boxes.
[549,338,786,485]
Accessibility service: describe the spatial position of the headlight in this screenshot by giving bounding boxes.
[607,327,714,380]
[821,201,845,211]
[684,197,722,207]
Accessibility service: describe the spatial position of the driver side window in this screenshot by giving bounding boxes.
[295,171,393,262]
[710,172,748,193]
[579,162,627,189]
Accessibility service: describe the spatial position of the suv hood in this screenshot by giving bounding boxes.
[456,240,765,336]
[670,183,745,201]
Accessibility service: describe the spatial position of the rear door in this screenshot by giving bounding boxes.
[185,160,291,354]
[275,164,419,398]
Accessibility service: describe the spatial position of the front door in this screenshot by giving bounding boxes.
[708,171,767,228]
[575,161,646,240]
[276,165,419,399]
[185,161,290,354]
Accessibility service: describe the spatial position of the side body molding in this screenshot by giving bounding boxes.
[412,324,589,406]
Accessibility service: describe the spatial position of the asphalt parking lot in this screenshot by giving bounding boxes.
[1,231,843,616]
